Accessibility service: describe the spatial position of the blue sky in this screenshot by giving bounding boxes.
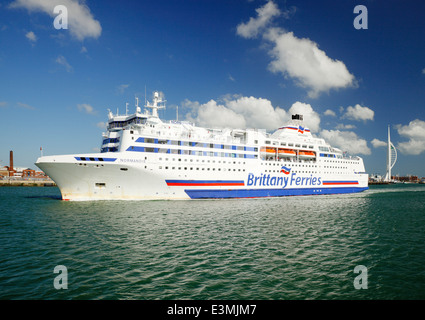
[1,0,425,177]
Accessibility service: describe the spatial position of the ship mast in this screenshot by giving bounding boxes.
[146,91,166,118]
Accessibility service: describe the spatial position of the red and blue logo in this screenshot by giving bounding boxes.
[280,166,291,174]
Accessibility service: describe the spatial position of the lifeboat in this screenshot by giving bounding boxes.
[278,148,296,158]
[298,150,316,159]
[260,147,277,156]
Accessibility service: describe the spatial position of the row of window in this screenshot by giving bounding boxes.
[127,146,258,159]
[101,147,118,153]
[136,137,257,152]
[158,157,245,165]
[102,138,120,145]
[320,153,336,158]
[108,117,147,129]
[322,159,360,164]
[264,140,315,149]
[135,136,318,152]
[158,166,245,172]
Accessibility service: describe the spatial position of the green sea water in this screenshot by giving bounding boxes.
[1,184,425,300]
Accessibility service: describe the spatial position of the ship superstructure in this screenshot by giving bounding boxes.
[36,92,368,200]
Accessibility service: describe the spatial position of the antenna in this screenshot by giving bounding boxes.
[126,102,129,116]
[176,105,179,121]
[135,97,141,113]
[146,91,165,118]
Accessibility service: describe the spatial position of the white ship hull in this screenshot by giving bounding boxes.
[36,153,368,201]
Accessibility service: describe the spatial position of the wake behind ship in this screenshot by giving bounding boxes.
[36,92,368,200]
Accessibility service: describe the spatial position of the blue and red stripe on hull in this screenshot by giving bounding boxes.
[322,181,358,185]
[184,186,368,199]
[166,179,245,187]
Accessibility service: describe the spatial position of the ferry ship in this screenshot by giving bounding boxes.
[36,92,368,200]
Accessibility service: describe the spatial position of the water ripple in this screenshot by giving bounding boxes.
[2,185,425,299]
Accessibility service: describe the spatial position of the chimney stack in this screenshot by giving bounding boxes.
[9,150,14,176]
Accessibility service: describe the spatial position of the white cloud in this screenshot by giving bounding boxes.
[55,55,73,72]
[116,84,129,94]
[80,46,87,53]
[422,68,425,75]
[25,31,37,42]
[184,96,288,131]
[225,96,288,130]
[77,103,96,115]
[264,29,356,98]
[371,138,386,148]
[320,129,371,155]
[237,1,355,98]
[236,1,280,39]
[96,121,107,129]
[10,0,101,41]
[183,95,323,133]
[17,102,35,110]
[335,123,356,130]
[342,104,374,121]
[324,109,336,117]
[396,119,425,155]
[0,101,7,108]
[184,99,247,129]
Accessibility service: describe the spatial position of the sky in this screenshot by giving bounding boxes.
[0,0,425,177]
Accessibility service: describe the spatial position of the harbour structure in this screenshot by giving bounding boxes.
[36,92,369,200]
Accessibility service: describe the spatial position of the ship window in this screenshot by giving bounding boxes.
[120,168,128,171]
[95,183,106,189]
